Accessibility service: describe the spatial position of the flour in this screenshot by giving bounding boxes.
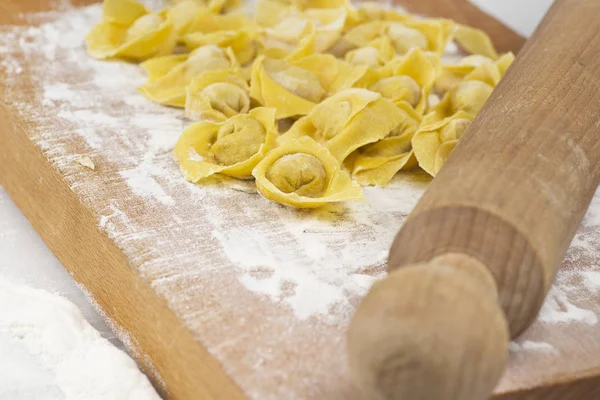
[3,2,600,399]
[538,285,598,325]
[0,277,160,400]
[509,340,557,354]
[582,271,600,293]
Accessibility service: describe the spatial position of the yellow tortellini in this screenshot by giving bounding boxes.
[139,45,238,107]
[281,88,407,162]
[253,136,364,208]
[250,56,326,118]
[351,102,421,186]
[170,0,241,14]
[344,37,395,68]
[363,47,441,113]
[412,111,472,176]
[174,108,278,181]
[454,24,500,60]
[436,52,515,92]
[181,10,259,65]
[261,17,318,60]
[185,69,250,121]
[290,54,368,94]
[86,0,176,61]
[89,0,515,208]
[341,18,454,58]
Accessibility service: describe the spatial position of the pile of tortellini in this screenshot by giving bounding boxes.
[86,0,514,208]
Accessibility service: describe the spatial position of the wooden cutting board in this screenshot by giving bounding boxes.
[1,1,600,399]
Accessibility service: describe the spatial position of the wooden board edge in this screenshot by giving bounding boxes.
[495,368,600,400]
[0,106,247,400]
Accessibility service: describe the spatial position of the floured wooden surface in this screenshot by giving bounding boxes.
[2,2,600,398]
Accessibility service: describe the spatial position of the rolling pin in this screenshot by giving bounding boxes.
[347,0,600,399]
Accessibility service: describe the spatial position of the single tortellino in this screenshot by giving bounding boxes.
[454,24,500,60]
[250,56,326,118]
[138,45,238,107]
[435,54,495,92]
[185,69,250,121]
[347,2,410,28]
[252,136,364,208]
[436,52,514,92]
[303,7,348,53]
[428,76,494,121]
[385,21,429,54]
[170,0,241,13]
[254,0,297,27]
[365,47,440,113]
[401,18,456,55]
[282,88,407,162]
[411,110,472,176]
[261,17,317,60]
[344,37,395,68]
[174,108,278,181]
[181,10,259,65]
[86,0,176,61]
[351,102,422,186]
[168,0,204,38]
[290,53,367,95]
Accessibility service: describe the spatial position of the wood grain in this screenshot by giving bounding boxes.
[1,1,600,400]
[349,0,600,398]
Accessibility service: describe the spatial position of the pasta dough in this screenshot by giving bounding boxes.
[174,108,278,180]
[253,137,364,208]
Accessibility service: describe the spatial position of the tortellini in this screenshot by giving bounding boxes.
[181,10,259,65]
[344,37,395,67]
[170,0,241,14]
[250,56,326,118]
[436,52,515,92]
[412,111,472,176]
[88,0,514,208]
[364,47,440,113]
[290,54,367,94]
[341,18,454,58]
[138,45,238,107]
[185,69,250,121]
[351,102,421,186]
[454,24,500,60]
[281,88,407,162]
[174,108,278,181]
[86,0,176,61]
[261,17,318,60]
[253,136,364,208]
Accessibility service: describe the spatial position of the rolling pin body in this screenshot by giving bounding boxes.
[348,0,600,399]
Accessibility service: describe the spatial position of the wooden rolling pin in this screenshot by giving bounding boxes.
[348,0,600,399]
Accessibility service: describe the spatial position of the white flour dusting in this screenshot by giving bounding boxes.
[509,340,557,354]
[582,271,600,293]
[0,277,160,400]
[539,285,598,325]
[3,2,600,399]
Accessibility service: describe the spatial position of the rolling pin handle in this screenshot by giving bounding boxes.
[347,253,509,400]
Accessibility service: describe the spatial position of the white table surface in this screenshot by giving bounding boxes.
[0,0,553,379]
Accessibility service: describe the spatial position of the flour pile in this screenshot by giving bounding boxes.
[0,278,160,400]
